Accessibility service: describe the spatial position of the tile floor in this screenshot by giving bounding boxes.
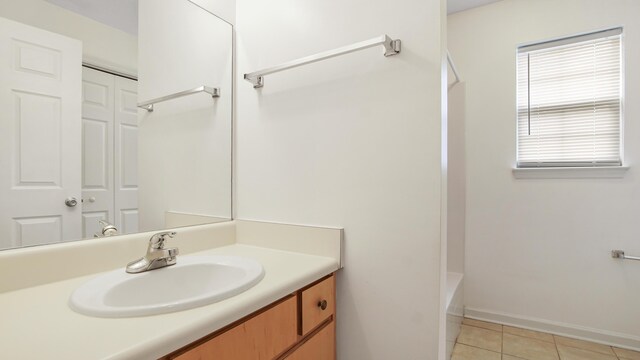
[452,318,640,360]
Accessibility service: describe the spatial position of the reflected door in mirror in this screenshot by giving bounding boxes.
[81,67,139,239]
[0,17,82,249]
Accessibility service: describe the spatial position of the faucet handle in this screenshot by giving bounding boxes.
[149,231,177,249]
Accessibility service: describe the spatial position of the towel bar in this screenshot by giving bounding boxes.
[611,250,640,261]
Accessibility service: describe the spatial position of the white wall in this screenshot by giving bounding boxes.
[0,0,137,76]
[138,0,232,231]
[188,0,235,25]
[235,0,446,358]
[449,0,640,348]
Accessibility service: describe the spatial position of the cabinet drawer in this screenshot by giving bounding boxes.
[300,275,335,336]
[172,296,298,360]
[285,321,335,360]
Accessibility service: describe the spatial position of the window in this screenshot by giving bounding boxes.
[517,28,623,168]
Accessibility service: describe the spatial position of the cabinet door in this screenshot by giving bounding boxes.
[172,296,298,360]
[285,321,335,360]
[301,275,335,335]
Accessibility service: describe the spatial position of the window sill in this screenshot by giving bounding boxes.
[512,166,629,179]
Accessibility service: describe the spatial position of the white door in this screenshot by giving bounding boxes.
[114,76,139,235]
[81,67,115,238]
[0,17,82,249]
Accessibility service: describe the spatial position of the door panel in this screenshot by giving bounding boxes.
[12,39,61,79]
[120,124,138,187]
[12,215,62,248]
[114,76,139,234]
[82,119,108,187]
[13,90,61,186]
[82,211,108,239]
[120,209,139,235]
[81,67,115,238]
[0,17,82,249]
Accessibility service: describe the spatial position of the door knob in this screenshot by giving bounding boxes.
[65,197,78,207]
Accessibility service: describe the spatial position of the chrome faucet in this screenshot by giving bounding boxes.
[126,231,179,274]
[94,220,118,238]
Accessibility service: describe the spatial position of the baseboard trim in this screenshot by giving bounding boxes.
[464,307,640,352]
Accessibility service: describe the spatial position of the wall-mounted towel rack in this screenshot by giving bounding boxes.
[612,250,640,261]
[244,34,401,88]
[137,86,220,112]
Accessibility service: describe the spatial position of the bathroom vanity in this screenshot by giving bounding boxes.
[164,274,335,359]
[0,220,342,360]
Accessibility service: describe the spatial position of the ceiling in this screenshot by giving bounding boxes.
[43,0,497,34]
[448,0,502,14]
[45,0,138,35]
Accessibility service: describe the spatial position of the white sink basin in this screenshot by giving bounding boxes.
[69,255,264,318]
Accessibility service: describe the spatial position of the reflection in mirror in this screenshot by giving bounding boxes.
[0,0,232,250]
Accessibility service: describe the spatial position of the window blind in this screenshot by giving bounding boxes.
[517,28,623,168]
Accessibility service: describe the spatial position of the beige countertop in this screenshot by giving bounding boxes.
[0,243,339,360]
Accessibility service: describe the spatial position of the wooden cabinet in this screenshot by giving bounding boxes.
[300,275,335,336]
[163,274,336,360]
[284,321,335,360]
[172,296,298,360]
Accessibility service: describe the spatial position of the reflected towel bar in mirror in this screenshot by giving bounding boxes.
[243,34,401,88]
[611,250,640,261]
[447,50,461,88]
[137,86,220,112]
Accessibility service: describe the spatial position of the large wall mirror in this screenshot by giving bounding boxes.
[0,0,232,250]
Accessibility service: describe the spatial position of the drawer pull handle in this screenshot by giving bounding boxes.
[318,300,328,310]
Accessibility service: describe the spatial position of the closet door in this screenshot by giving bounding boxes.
[114,76,139,235]
[81,67,115,238]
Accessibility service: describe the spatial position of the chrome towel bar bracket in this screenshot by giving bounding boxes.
[244,34,401,89]
[612,250,640,261]
[138,86,220,112]
[447,50,461,87]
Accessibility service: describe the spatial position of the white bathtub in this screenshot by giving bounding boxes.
[446,272,464,360]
